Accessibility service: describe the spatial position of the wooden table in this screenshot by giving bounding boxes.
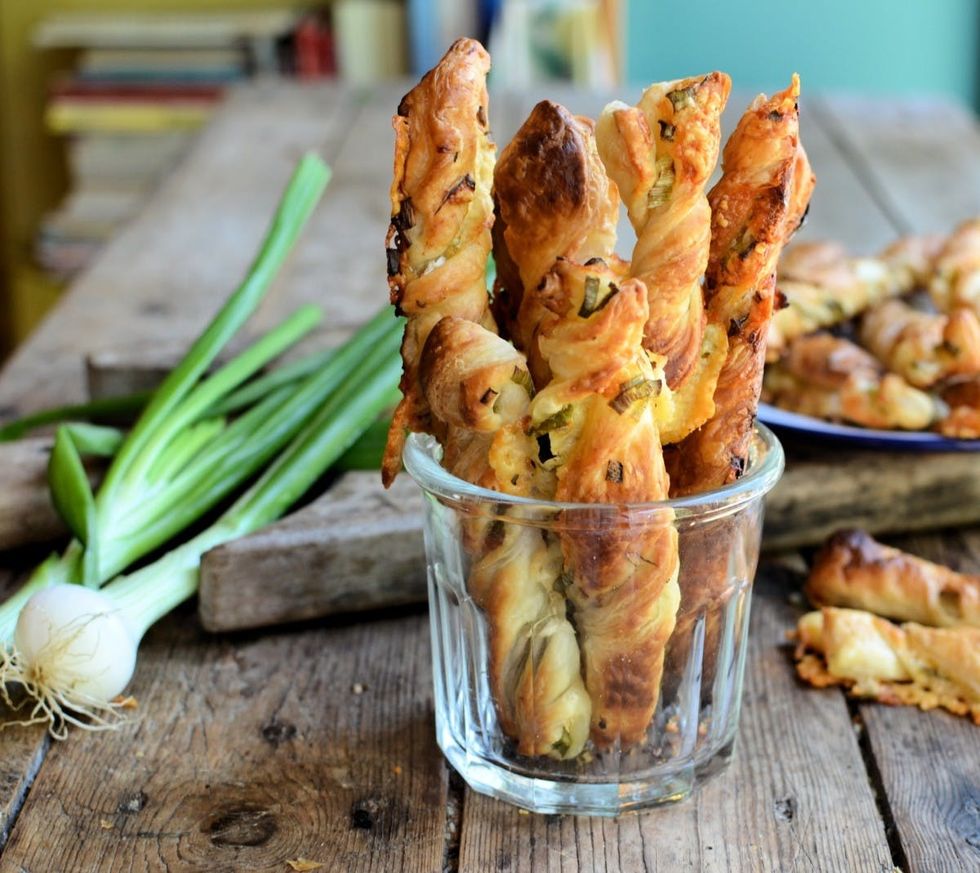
[0,80,978,872]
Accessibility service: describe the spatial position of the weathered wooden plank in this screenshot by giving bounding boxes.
[814,96,980,235]
[764,445,980,551]
[457,564,894,872]
[0,610,448,873]
[198,472,426,632]
[851,528,980,873]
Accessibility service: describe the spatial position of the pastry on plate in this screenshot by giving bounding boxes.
[762,332,944,430]
[767,234,943,360]
[858,298,980,389]
[930,217,980,319]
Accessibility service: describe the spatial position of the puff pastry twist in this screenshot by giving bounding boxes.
[596,72,731,403]
[669,76,815,496]
[382,39,497,485]
[795,607,980,724]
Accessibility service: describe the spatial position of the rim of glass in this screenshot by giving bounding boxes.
[402,422,785,517]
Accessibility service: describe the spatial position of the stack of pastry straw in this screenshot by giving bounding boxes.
[763,219,980,436]
[383,39,814,759]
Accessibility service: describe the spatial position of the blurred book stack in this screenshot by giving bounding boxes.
[32,9,349,280]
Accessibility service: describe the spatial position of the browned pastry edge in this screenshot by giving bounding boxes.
[793,607,980,725]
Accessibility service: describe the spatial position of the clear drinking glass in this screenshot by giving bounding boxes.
[404,424,784,816]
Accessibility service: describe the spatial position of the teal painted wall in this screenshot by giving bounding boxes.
[626,0,980,109]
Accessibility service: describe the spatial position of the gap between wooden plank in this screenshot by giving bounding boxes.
[848,700,910,871]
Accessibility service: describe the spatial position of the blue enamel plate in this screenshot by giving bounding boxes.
[757,403,980,452]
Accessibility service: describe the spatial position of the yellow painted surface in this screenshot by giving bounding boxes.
[0,0,320,352]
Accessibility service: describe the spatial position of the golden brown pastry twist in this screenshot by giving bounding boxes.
[382,39,497,486]
[527,259,680,748]
[669,76,816,496]
[794,607,980,724]
[806,530,980,628]
[930,217,980,318]
[491,101,621,387]
[767,235,944,360]
[762,332,944,430]
[661,80,814,697]
[859,298,980,388]
[419,320,590,760]
[596,72,731,400]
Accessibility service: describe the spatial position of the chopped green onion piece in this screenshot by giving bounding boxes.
[531,404,573,435]
[667,85,696,110]
[647,156,675,209]
[610,377,662,414]
[578,275,601,317]
[552,726,573,758]
[510,366,534,397]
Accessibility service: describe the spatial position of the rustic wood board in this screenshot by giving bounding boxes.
[0,610,449,872]
[198,472,426,632]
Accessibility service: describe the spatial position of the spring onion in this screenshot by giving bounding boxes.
[0,319,401,736]
[0,153,406,733]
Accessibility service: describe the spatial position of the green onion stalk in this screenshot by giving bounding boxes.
[1,322,401,737]
[0,152,406,735]
[0,152,332,626]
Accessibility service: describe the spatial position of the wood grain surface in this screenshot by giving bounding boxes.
[0,80,975,873]
[0,610,448,873]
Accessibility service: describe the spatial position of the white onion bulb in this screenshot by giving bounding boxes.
[13,584,138,703]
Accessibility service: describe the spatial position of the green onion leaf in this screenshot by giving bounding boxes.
[48,426,98,550]
[531,404,573,435]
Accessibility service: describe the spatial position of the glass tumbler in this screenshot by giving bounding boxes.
[404,424,784,816]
